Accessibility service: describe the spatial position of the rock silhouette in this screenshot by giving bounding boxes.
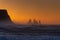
[0,9,13,26]
[28,19,41,25]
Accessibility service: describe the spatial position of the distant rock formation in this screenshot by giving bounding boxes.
[28,19,41,25]
[28,19,32,24]
[33,19,38,25]
[0,9,14,26]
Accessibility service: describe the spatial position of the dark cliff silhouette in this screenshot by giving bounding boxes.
[0,9,13,26]
[0,10,10,21]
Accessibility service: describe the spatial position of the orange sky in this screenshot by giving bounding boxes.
[0,0,60,25]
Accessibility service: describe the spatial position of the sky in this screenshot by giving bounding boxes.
[0,0,60,25]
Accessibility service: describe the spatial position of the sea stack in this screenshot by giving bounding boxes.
[0,9,13,26]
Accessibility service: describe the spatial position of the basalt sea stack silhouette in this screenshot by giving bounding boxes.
[0,9,13,26]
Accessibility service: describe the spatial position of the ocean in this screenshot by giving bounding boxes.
[0,35,60,40]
